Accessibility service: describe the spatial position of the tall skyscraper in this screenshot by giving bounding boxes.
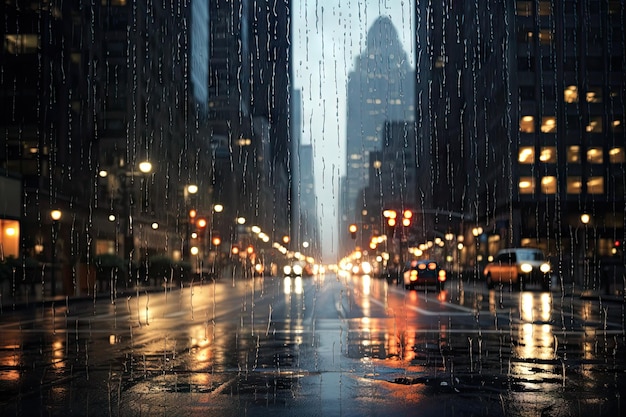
[414,1,625,280]
[342,16,415,254]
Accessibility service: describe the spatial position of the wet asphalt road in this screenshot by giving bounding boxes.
[0,273,624,416]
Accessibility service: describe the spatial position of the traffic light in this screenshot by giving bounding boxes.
[349,223,357,240]
[386,217,396,238]
[402,209,412,227]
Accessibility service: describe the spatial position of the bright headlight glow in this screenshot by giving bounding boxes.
[520,263,533,273]
[540,263,551,273]
[283,265,292,275]
[293,264,303,275]
[361,262,372,274]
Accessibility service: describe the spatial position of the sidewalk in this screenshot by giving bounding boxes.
[0,281,175,312]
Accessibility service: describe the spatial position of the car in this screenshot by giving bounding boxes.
[483,248,551,291]
[402,259,446,291]
[283,262,304,277]
[351,261,372,275]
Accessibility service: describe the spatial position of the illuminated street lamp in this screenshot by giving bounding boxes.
[50,209,62,296]
[99,160,154,263]
[349,223,357,240]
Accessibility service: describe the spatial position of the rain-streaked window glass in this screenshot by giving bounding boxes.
[541,176,557,194]
[519,177,535,194]
[610,147,625,163]
[587,177,605,194]
[539,146,556,163]
[567,145,581,162]
[567,176,583,194]
[564,85,578,103]
[541,116,556,133]
[520,115,535,132]
[587,147,604,163]
[518,146,535,163]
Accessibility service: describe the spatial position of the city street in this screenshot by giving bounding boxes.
[0,272,624,416]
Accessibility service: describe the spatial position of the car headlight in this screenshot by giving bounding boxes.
[283,265,292,275]
[540,263,551,273]
[293,264,303,275]
[520,263,533,273]
[361,262,372,274]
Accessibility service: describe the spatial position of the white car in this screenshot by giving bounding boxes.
[483,248,551,291]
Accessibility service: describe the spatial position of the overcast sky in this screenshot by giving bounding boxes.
[292,0,415,261]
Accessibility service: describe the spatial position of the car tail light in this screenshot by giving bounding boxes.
[438,270,446,282]
[410,270,418,282]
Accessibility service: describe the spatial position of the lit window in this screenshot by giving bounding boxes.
[541,176,557,194]
[612,119,623,132]
[541,117,556,133]
[564,85,578,103]
[586,88,602,103]
[538,1,552,16]
[587,147,603,163]
[587,177,604,194]
[609,147,625,163]
[516,1,532,16]
[567,146,580,163]
[586,117,603,132]
[520,116,534,133]
[4,34,39,54]
[539,30,552,45]
[518,147,534,163]
[519,177,535,194]
[539,147,556,163]
[567,177,582,194]
[0,220,20,258]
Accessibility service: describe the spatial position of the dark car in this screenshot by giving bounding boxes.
[402,259,447,291]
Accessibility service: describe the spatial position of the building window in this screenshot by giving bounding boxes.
[4,34,39,54]
[586,117,603,132]
[587,177,604,194]
[567,177,582,194]
[539,146,556,163]
[609,147,625,163]
[518,147,534,163]
[541,176,557,194]
[539,29,552,45]
[538,1,552,16]
[564,85,578,103]
[519,177,535,194]
[612,119,623,132]
[517,1,533,16]
[541,117,556,133]
[567,146,581,163]
[586,88,602,103]
[0,220,20,258]
[587,147,603,163]
[520,116,534,133]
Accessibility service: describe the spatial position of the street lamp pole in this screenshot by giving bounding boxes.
[50,209,62,297]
